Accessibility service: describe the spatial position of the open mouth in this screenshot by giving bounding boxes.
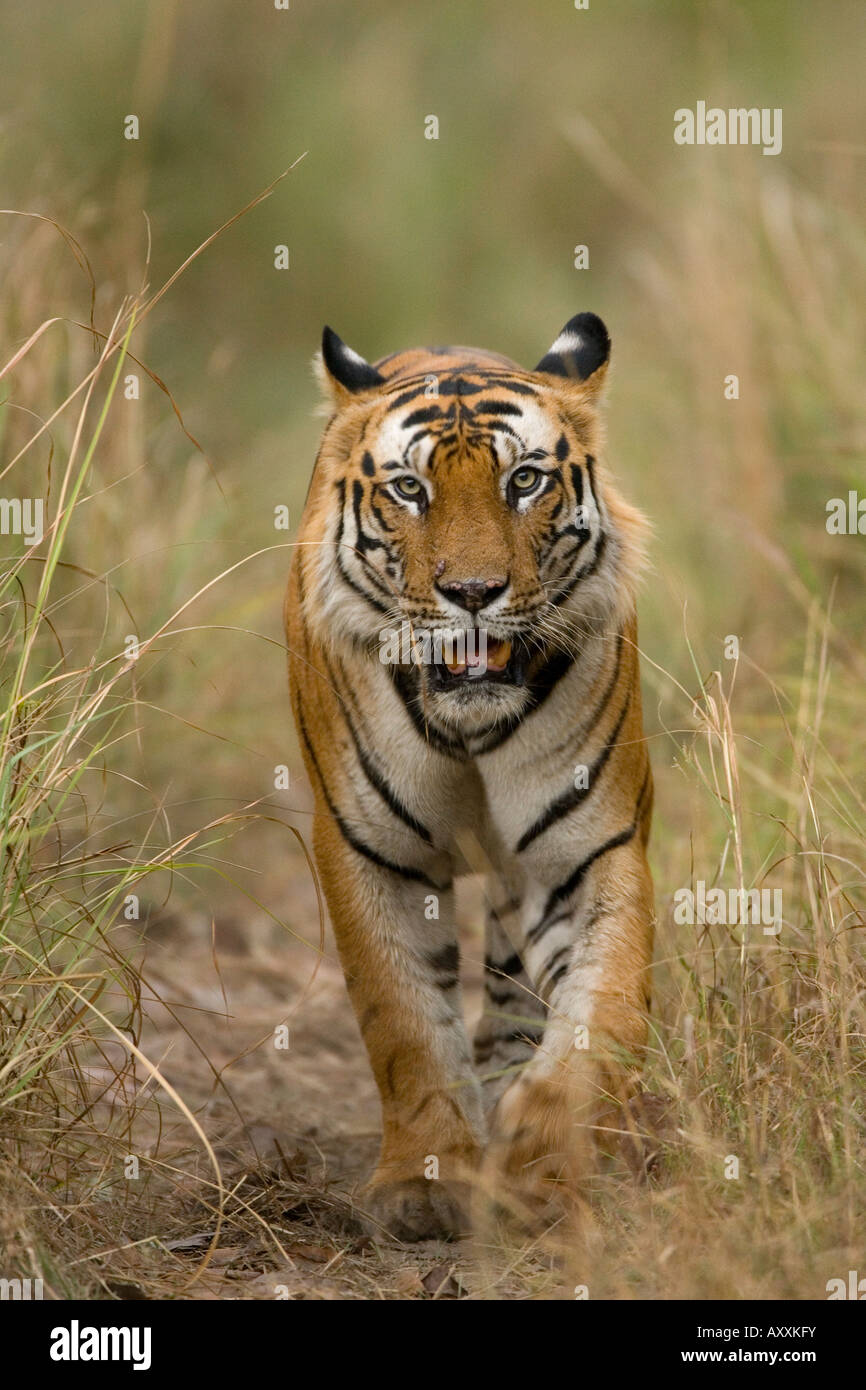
[429,634,530,690]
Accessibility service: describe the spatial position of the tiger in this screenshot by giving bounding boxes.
[285,312,654,1241]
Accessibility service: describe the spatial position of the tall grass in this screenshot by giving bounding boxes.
[0,194,321,1296]
[595,607,865,1299]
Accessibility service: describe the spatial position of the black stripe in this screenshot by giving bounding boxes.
[542,943,573,985]
[383,372,540,408]
[484,983,521,1006]
[539,904,602,996]
[474,645,575,755]
[428,942,459,975]
[388,664,467,759]
[428,942,460,990]
[485,951,524,979]
[335,548,389,610]
[405,426,434,450]
[477,376,540,396]
[636,762,653,825]
[556,540,590,569]
[551,530,607,607]
[548,631,625,763]
[475,417,524,444]
[296,548,308,617]
[402,405,443,427]
[475,399,523,416]
[570,461,584,511]
[334,480,390,613]
[352,478,383,553]
[516,678,633,852]
[558,520,590,540]
[527,823,639,946]
[548,961,570,991]
[429,375,485,398]
[350,735,434,845]
[637,761,651,807]
[370,499,395,532]
[527,646,575,704]
[322,654,434,845]
[296,697,443,890]
[384,385,429,412]
[551,455,607,606]
[474,1028,543,1063]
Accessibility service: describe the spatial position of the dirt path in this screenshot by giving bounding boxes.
[126,830,526,1300]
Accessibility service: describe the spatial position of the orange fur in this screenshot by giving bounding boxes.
[286,317,654,1237]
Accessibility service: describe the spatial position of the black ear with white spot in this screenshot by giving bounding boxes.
[534,312,611,389]
[321,325,385,395]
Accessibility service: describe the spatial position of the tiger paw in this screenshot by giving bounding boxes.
[362,1175,472,1243]
[479,1075,590,1229]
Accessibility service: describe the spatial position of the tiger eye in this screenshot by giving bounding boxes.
[394,476,423,498]
[512,467,539,490]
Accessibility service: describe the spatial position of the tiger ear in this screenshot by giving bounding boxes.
[533,312,610,397]
[314,325,385,406]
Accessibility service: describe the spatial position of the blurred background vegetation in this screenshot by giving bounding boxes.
[1,0,864,1297]
[2,0,864,815]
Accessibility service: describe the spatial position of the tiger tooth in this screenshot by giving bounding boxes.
[485,639,512,671]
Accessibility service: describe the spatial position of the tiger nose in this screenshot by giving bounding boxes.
[436,576,509,613]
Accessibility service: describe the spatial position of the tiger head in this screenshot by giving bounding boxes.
[304,313,648,736]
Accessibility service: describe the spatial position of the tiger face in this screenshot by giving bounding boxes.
[307,314,647,738]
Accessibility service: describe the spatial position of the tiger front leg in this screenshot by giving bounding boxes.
[484,837,654,1218]
[474,893,548,1116]
[313,814,484,1242]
